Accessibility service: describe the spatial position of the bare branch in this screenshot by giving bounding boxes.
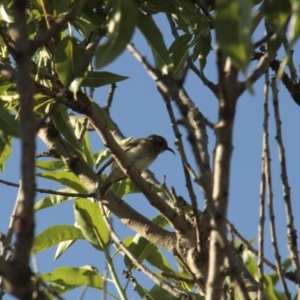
[272,77,300,291]
[161,92,202,253]
[0,178,92,198]
[37,122,176,251]
[2,1,38,298]
[104,83,117,113]
[98,201,193,300]
[266,78,291,299]
[258,72,269,299]
[86,102,191,234]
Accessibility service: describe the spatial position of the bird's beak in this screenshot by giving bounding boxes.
[166,147,175,155]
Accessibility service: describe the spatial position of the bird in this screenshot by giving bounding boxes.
[97,134,175,197]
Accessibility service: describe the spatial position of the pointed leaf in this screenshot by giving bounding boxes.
[148,285,178,300]
[81,71,128,88]
[124,235,156,271]
[74,198,110,250]
[290,0,300,44]
[51,104,84,156]
[171,43,189,79]
[32,225,84,253]
[95,0,137,68]
[137,11,173,73]
[42,266,103,290]
[55,36,86,85]
[37,171,88,193]
[34,188,78,211]
[35,159,66,171]
[55,240,76,260]
[0,136,12,172]
[0,102,20,137]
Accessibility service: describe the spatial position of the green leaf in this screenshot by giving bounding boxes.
[32,225,84,253]
[51,0,72,16]
[34,188,77,211]
[81,130,94,168]
[145,246,174,273]
[171,43,189,79]
[124,235,156,271]
[0,136,12,172]
[51,104,84,156]
[215,0,253,71]
[37,171,88,193]
[148,285,178,300]
[95,0,137,68]
[0,101,20,137]
[74,198,110,250]
[42,266,104,290]
[137,11,173,73]
[124,235,173,273]
[169,33,192,54]
[0,4,14,23]
[265,0,291,31]
[290,0,300,44]
[54,240,75,260]
[192,31,212,71]
[35,159,66,171]
[81,71,128,88]
[55,36,86,85]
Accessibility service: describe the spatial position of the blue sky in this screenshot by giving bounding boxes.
[1,12,300,299]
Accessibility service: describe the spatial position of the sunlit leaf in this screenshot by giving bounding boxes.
[37,171,88,193]
[54,240,75,260]
[32,225,84,253]
[42,266,103,290]
[34,188,78,211]
[0,136,12,172]
[289,0,300,44]
[74,198,110,250]
[35,159,66,171]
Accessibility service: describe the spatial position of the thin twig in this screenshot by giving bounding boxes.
[187,58,219,98]
[265,78,291,299]
[161,92,202,253]
[104,83,117,112]
[98,201,190,299]
[127,43,212,206]
[258,71,269,299]
[271,77,300,291]
[0,179,91,198]
[30,0,93,54]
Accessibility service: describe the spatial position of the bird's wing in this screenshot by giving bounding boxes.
[121,138,141,152]
[97,138,141,175]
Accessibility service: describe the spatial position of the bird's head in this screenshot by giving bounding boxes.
[147,134,175,155]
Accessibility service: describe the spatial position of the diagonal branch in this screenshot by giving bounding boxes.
[37,122,176,251]
[86,103,192,235]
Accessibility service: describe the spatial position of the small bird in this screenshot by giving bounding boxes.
[97,134,175,196]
